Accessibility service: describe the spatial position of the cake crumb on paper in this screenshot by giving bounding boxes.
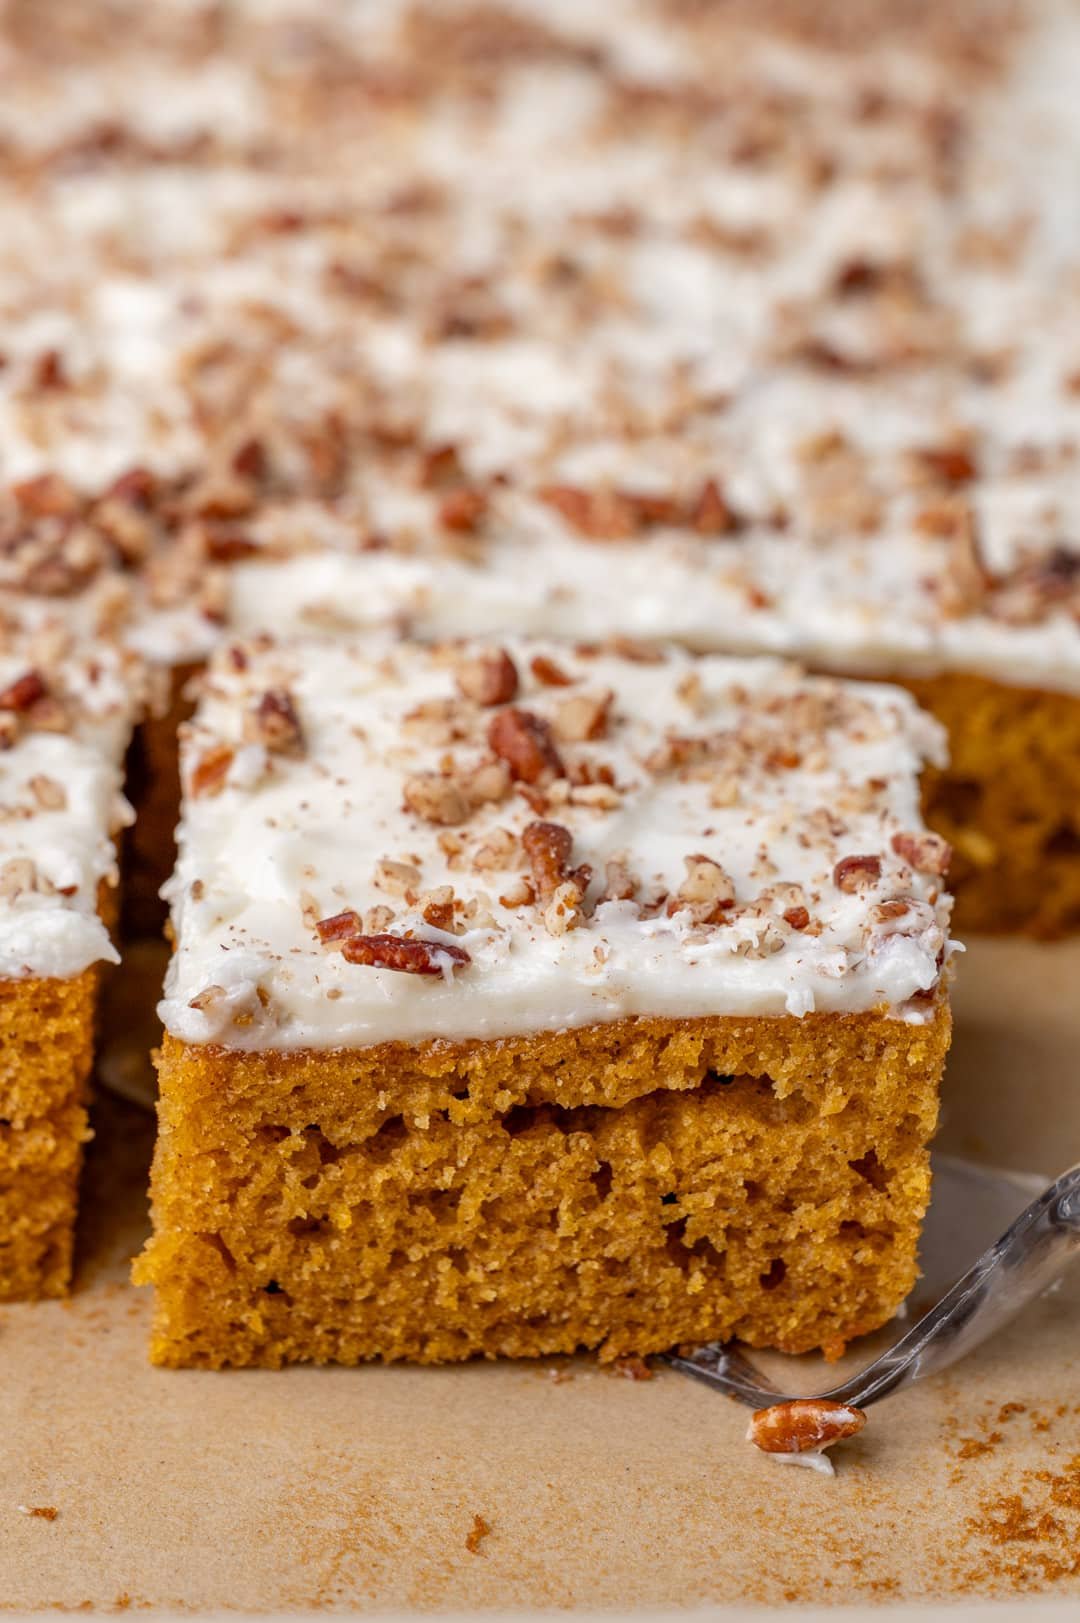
[465,1513,492,1555]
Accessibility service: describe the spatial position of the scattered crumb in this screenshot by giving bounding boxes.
[611,1354,654,1381]
[957,1432,1004,1460]
[18,1505,59,1520]
[465,1513,491,1555]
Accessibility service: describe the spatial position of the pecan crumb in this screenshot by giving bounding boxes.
[456,648,519,707]
[670,854,736,923]
[522,820,591,904]
[250,688,304,756]
[190,744,235,798]
[488,707,564,784]
[465,1513,491,1556]
[0,670,47,714]
[18,1506,59,1521]
[339,933,471,975]
[314,909,363,943]
[891,830,952,875]
[612,1354,654,1381]
[530,654,573,687]
[833,853,882,892]
[403,772,471,826]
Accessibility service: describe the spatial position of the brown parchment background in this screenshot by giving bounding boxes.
[2,937,1079,1614]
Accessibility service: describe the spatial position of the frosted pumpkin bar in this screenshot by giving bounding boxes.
[0,614,137,1299]
[137,635,955,1368]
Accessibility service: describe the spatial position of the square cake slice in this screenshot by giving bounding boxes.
[0,616,137,1298]
[138,635,955,1368]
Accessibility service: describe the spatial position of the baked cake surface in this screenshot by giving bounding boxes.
[0,615,137,1297]
[137,635,954,1367]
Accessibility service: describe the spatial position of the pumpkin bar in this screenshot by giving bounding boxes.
[0,613,137,1299]
[137,635,954,1368]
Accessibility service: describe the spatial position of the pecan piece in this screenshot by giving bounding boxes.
[488,707,564,784]
[782,905,811,930]
[439,486,488,533]
[552,690,612,743]
[250,688,304,756]
[833,854,882,892]
[11,472,79,519]
[403,772,471,826]
[522,819,591,903]
[891,830,952,876]
[190,744,235,798]
[689,477,738,536]
[456,648,519,707]
[747,1399,866,1466]
[669,854,736,923]
[530,654,573,687]
[538,484,637,540]
[339,933,470,974]
[0,670,47,713]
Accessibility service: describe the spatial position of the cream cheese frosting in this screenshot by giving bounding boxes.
[0,0,1077,695]
[160,636,954,1051]
[0,622,138,980]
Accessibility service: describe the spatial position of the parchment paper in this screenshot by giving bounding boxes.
[2,938,1079,1613]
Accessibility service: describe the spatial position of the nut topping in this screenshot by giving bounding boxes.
[833,853,882,892]
[249,688,305,756]
[488,707,565,783]
[0,670,47,713]
[339,932,471,974]
[521,819,592,903]
[670,854,736,923]
[190,743,235,798]
[891,830,952,875]
[747,1399,866,1463]
[403,772,472,825]
[456,648,519,707]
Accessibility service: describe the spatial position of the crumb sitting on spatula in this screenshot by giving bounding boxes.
[747,1399,866,1476]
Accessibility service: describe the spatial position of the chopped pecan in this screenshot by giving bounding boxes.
[539,484,638,540]
[601,857,639,902]
[420,886,456,931]
[747,1399,866,1458]
[0,670,47,713]
[418,442,464,489]
[939,508,993,616]
[439,487,488,533]
[522,819,591,904]
[530,654,573,686]
[669,854,736,923]
[456,648,519,707]
[315,909,363,943]
[891,830,952,876]
[782,905,811,930]
[552,690,613,743]
[0,857,37,899]
[461,760,512,808]
[250,688,304,756]
[833,854,882,891]
[29,774,67,811]
[403,772,471,826]
[11,472,79,519]
[912,443,977,486]
[689,477,738,536]
[339,933,471,974]
[373,859,421,897]
[190,744,235,798]
[488,707,564,783]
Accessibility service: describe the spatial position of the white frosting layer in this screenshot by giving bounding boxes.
[0,633,136,980]
[0,1,1077,694]
[161,637,953,1051]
